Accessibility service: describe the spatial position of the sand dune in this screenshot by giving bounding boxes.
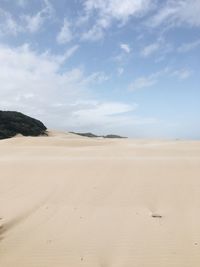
[1,132,200,267]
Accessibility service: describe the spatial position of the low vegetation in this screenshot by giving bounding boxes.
[70,132,126,139]
[0,110,126,140]
[0,111,47,140]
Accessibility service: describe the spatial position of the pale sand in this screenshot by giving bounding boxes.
[0,132,200,267]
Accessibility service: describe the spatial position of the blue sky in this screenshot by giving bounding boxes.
[0,0,200,138]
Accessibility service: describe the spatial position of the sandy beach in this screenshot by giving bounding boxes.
[1,132,200,267]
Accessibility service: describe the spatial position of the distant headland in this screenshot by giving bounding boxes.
[0,111,126,140]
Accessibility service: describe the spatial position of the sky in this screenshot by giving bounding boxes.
[0,0,200,138]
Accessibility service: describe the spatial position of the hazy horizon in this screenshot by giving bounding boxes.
[0,0,199,139]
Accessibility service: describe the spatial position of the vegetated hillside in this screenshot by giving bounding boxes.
[0,111,47,140]
[70,132,127,139]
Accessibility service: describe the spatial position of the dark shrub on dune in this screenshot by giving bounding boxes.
[103,134,126,139]
[0,111,47,140]
[69,132,99,138]
[70,131,126,139]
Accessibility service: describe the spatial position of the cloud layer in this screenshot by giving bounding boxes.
[0,43,147,134]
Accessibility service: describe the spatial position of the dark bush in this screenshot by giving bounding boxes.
[103,134,126,139]
[70,131,126,139]
[0,111,47,140]
[69,132,99,138]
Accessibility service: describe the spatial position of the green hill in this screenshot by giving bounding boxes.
[0,111,47,140]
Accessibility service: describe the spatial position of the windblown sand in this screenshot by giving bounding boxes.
[1,132,200,267]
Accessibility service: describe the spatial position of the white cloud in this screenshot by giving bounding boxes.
[171,68,192,80]
[84,0,154,21]
[129,67,192,91]
[178,39,200,53]
[148,4,177,27]
[120,43,131,53]
[129,67,171,91]
[129,76,157,91]
[71,101,145,135]
[83,71,110,84]
[57,18,73,44]
[82,0,155,41]
[22,0,53,33]
[62,45,79,60]
[42,44,80,64]
[129,68,170,91]
[74,102,133,118]
[149,0,200,28]
[0,43,84,117]
[81,23,105,41]
[141,42,160,57]
[81,15,111,41]
[0,8,22,35]
[0,43,146,135]
[0,0,53,36]
[141,38,173,61]
[23,13,44,33]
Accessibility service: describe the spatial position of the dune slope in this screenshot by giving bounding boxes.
[0,132,200,267]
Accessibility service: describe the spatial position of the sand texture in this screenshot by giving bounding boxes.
[1,132,200,267]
